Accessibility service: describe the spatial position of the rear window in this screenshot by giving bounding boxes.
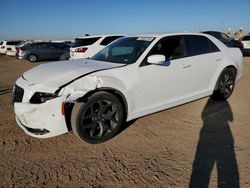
[185,35,220,56]
[71,37,101,47]
[242,36,250,41]
[6,41,22,45]
[203,32,221,39]
[100,36,123,46]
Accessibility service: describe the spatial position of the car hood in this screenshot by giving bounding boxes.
[23,59,124,88]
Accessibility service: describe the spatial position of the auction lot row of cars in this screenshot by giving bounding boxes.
[0,35,124,62]
[1,31,250,63]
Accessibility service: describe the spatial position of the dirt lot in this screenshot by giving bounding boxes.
[0,54,249,187]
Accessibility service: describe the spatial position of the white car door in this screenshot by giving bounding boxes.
[138,36,194,113]
[184,35,221,95]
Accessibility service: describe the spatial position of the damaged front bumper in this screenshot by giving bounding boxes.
[13,73,102,138]
[13,76,71,138]
[14,96,69,138]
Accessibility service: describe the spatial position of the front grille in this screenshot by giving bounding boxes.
[12,85,24,103]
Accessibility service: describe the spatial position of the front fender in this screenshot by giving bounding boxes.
[59,75,139,121]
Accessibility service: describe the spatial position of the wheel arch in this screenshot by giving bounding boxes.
[76,87,128,120]
[213,64,237,91]
[64,87,129,133]
[209,56,238,92]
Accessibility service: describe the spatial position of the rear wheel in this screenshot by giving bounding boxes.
[71,91,124,144]
[27,54,37,62]
[212,68,236,101]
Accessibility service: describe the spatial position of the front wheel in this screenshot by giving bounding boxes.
[71,91,125,144]
[211,68,236,101]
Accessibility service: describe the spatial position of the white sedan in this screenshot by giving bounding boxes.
[13,33,243,144]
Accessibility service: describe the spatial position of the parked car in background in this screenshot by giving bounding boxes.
[6,40,24,56]
[16,42,70,62]
[70,35,124,60]
[241,35,250,56]
[0,41,3,53]
[13,33,243,144]
[202,31,243,50]
[0,40,23,54]
[0,41,7,54]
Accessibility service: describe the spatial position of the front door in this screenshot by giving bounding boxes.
[139,36,193,113]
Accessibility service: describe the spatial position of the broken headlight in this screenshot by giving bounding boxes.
[30,92,58,104]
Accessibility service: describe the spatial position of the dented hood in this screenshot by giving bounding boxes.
[23,59,124,88]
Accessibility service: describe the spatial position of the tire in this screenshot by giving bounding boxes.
[71,91,125,144]
[59,54,67,61]
[27,54,37,62]
[211,67,236,101]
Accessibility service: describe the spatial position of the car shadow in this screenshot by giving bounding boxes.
[189,98,239,188]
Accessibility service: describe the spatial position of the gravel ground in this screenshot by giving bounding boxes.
[0,55,250,187]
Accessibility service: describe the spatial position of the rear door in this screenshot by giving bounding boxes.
[184,35,221,94]
[33,43,53,60]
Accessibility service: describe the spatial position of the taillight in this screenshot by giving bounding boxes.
[16,47,19,51]
[1,46,5,49]
[75,47,87,53]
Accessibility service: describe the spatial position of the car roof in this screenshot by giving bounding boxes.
[202,31,222,34]
[133,32,214,39]
[75,34,124,39]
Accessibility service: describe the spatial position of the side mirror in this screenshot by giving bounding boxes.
[147,54,166,64]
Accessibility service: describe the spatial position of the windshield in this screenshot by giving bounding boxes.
[91,37,155,64]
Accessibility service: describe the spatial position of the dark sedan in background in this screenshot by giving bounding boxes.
[202,31,244,51]
[16,42,70,62]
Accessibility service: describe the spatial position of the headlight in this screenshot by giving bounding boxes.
[30,92,58,104]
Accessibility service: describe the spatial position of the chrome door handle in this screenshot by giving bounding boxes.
[180,64,191,68]
[214,58,222,61]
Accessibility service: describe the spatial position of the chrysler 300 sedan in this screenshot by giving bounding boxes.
[13,33,243,144]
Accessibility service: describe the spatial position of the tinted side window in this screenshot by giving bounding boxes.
[0,42,3,45]
[45,43,56,49]
[71,37,101,47]
[185,35,219,56]
[54,43,67,49]
[30,43,39,48]
[31,43,45,49]
[203,32,221,40]
[242,36,250,41]
[100,36,123,46]
[6,41,22,45]
[149,36,186,61]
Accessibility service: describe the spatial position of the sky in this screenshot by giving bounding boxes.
[0,0,250,40]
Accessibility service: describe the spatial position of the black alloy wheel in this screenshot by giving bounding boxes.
[71,91,124,144]
[212,68,236,100]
